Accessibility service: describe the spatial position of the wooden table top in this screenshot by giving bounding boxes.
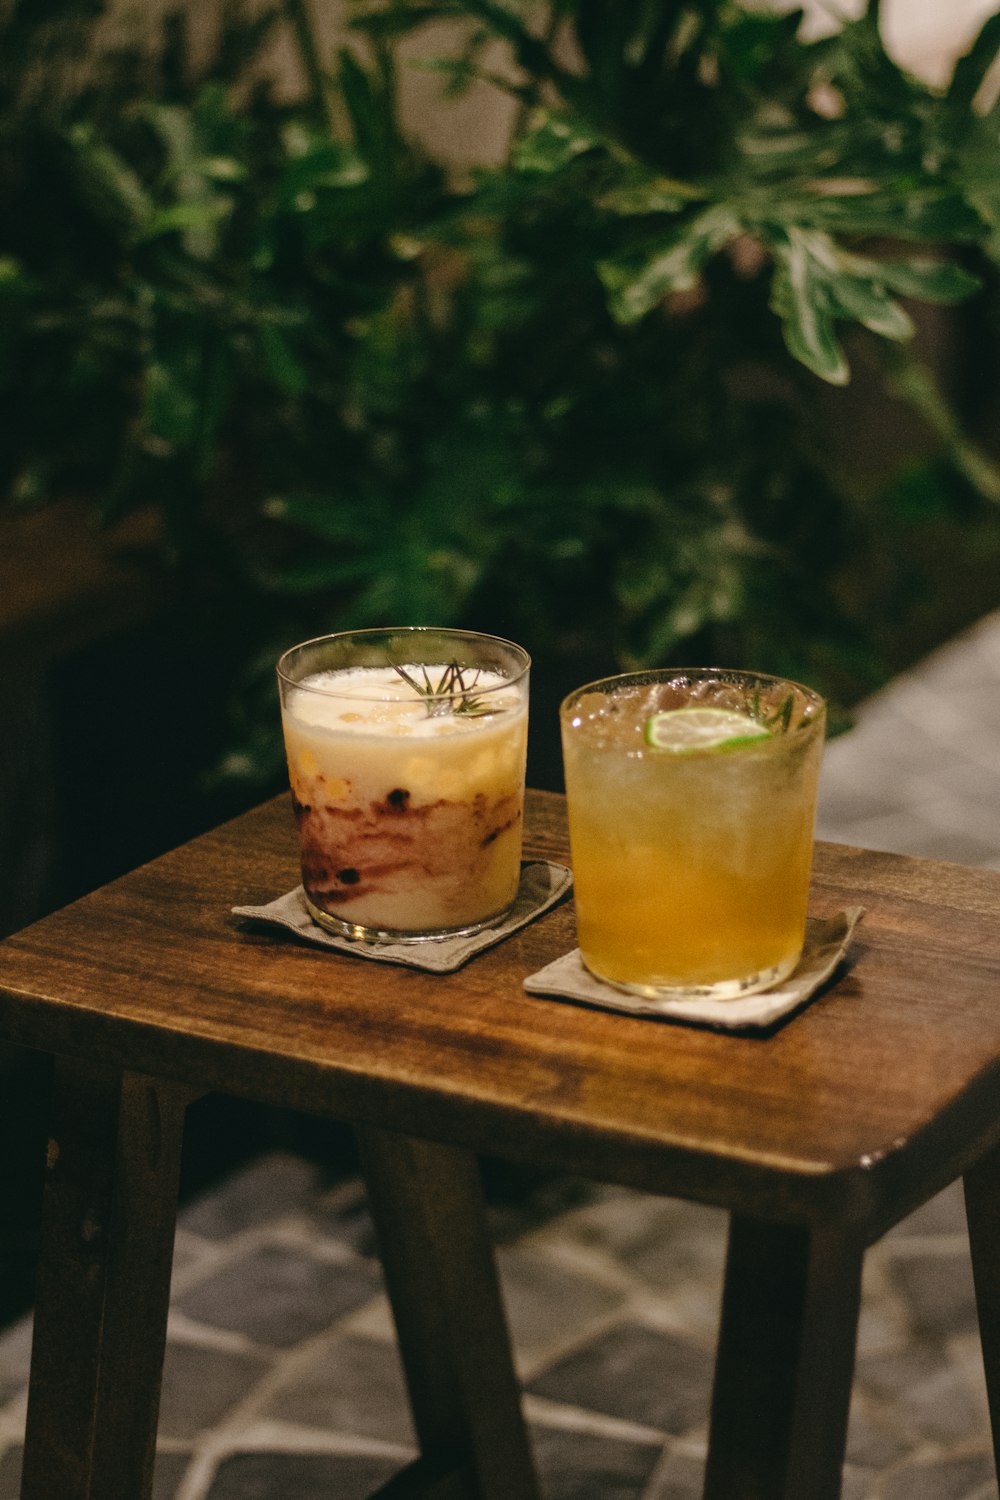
[2,789,1000,1237]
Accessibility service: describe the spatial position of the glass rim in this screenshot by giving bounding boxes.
[560,665,826,739]
[277,625,531,701]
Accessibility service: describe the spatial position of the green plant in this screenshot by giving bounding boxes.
[3,0,1000,787]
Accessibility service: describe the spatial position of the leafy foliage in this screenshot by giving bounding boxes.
[3,0,1000,785]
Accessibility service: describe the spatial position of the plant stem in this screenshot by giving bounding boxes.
[881,342,1000,506]
[283,0,333,131]
[507,3,562,160]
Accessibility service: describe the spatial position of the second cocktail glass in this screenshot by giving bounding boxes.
[560,667,826,1000]
[278,627,530,942]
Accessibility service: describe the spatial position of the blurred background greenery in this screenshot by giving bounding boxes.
[5,0,1000,797]
[3,0,1000,1318]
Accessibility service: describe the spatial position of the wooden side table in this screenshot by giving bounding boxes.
[1,789,1000,1500]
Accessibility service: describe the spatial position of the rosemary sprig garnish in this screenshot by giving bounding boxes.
[748,684,796,733]
[391,659,498,717]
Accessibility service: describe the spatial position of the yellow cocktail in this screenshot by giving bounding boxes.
[560,669,825,999]
[278,628,530,941]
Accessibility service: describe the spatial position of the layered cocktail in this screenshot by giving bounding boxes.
[277,628,530,941]
[560,668,826,999]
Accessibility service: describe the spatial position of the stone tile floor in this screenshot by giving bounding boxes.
[3,611,1000,1499]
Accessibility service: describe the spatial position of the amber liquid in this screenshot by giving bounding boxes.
[562,685,824,995]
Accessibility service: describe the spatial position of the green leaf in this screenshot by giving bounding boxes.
[67,125,153,235]
[349,4,452,42]
[874,258,981,304]
[827,276,912,341]
[143,361,198,447]
[512,111,604,173]
[0,256,27,293]
[338,44,401,175]
[792,188,986,243]
[598,205,742,322]
[257,324,308,397]
[597,168,705,218]
[947,9,1000,107]
[279,139,370,201]
[263,492,373,543]
[769,233,850,385]
[255,554,369,596]
[139,198,232,248]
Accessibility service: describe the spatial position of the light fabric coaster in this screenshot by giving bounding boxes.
[233,861,573,974]
[523,908,865,1032]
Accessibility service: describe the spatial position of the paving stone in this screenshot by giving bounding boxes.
[645,1442,881,1499]
[908,750,1000,809]
[859,1343,988,1447]
[878,1451,998,1500]
[530,1423,663,1500]
[159,1340,271,1439]
[170,1233,211,1281]
[816,767,923,828]
[264,1333,416,1447]
[644,1447,704,1498]
[204,1449,400,1499]
[858,1339,940,1399]
[179,1152,325,1240]
[839,1466,876,1500]
[497,1243,627,1368]
[855,1266,909,1359]
[844,1391,910,1468]
[175,1244,381,1347]
[545,1191,727,1304]
[487,1173,601,1246]
[887,1248,979,1340]
[0,1318,31,1408]
[827,810,1000,867]
[615,1220,726,1293]
[307,1189,380,1259]
[527,1322,714,1436]
[309,1172,599,1260]
[888,1180,966,1238]
[639,1280,723,1348]
[0,1437,191,1495]
[0,1448,20,1500]
[893,1363,990,1447]
[152,1449,194,1500]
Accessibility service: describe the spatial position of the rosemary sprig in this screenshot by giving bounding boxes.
[748,684,796,733]
[391,659,498,717]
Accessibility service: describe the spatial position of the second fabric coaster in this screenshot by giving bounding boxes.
[523,908,864,1032]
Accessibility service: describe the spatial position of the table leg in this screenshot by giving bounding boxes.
[357,1125,539,1500]
[20,1057,189,1500]
[964,1140,1000,1485]
[703,1214,863,1500]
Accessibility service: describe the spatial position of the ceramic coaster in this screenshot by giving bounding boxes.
[233,861,572,973]
[523,908,864,1032]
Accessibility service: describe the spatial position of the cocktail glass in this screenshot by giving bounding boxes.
[560,667,826,1000]
[277,627,530,942]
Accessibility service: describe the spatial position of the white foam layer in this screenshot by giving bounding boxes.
[287,665,520,737]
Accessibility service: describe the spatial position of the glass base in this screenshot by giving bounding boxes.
[582,951,800,1002]
[304,894,515,945]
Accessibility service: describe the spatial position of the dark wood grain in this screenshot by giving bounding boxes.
[703,1216,863,1499]
[6,790,1000,1500]
[19,1060,188,1500]
[965,1139,1000,1482]
[358,1127,538,1500]
[2,791,1000,1234]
